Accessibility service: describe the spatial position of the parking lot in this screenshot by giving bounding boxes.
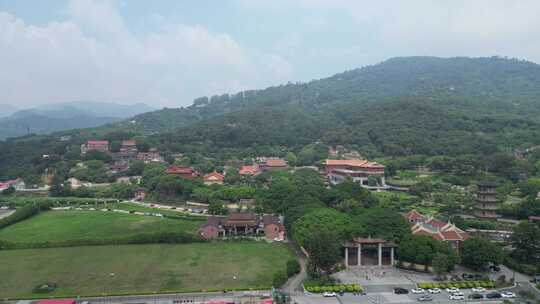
[294,289,514,304]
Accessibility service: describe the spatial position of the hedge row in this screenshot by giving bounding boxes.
[0,196,119,207]
[305,284,363,293]
[0,231,203,250]
[418,281,495,289]
[0,203,50,229]
[504,257,537,276]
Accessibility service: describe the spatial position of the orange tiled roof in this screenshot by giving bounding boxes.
[407,209,426,221]
[239,165,260,175]
[325,159,384,168]
[265,158,287,167]
[204,171,225,181]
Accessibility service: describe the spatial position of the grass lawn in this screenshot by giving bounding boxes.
[0,210,203,245]
[0,242,293,299]
[102,202,206,219]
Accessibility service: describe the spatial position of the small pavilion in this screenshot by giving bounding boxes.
[343,237,397,268]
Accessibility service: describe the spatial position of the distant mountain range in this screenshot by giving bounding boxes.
[0,102,155,139]
[0,104,19,118]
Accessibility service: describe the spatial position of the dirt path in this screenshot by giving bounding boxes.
[283,240,308,294]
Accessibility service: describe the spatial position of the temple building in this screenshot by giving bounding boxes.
[406,210,469,249]
[474,181,500,219]
[165,166,200,179]
[81,140,109,155]
[343,237,396,268]
[324,159,386,189]
[198,213,285,241]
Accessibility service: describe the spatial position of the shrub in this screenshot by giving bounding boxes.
[32,282,57,294]
[286,258,301,277]
[0,202,50,229]
[272,271,288,287]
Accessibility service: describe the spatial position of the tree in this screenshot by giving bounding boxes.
[511,221,540,265]
[304,228,342,275]
[285,152,298,167]
[293,208,357,246]
[432,253,450,278]
[397,235,457,270]
[461,237,504,271]
[358,208,411,243]
[286,258,301,277]
[110,141,121,153]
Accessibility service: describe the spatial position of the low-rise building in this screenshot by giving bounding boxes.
[198,212,285,241]
[0,178,25,192]
[137,149,165,163]
[406,210,469,249]
[203,171,225,185]
[239,165,261,176]
[120,139,138,153]
[260,158,288,171]
[166,166,200,179]
[324,159,386,189]
[81,140,109,155]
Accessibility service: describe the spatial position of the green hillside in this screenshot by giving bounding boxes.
[3,56,540,179]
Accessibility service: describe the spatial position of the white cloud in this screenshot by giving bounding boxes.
[0,0,293,107]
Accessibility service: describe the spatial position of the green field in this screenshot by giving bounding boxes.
[0,242,293,299]
[0,210,203,246]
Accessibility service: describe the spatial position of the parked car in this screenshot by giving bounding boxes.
[462,273,474,280]
[412,288,425,294]
[394,287,409,294]
[417,295,433,302]
[489,265,501,272]
[428,288,442,294]
[501,291,516,298]
[446,288,460,293]
[472,287,486,292]
[486,292,502,299]
[323,292,337,297]
[468,293,484,300]
[449,294,465,300]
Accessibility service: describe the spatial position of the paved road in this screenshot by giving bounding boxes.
[79,290,272,304]
[283,241,308,294]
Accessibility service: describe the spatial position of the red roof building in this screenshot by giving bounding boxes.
[166,166,200,179]
[324,159,386,188]
[239,165,261,176]
[81,140,109,155]
[260,158,288,171]
[198,213,286,241]
[408,209,469,249]
[203,171,225,185]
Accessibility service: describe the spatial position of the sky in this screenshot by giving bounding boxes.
[1,0,540,109]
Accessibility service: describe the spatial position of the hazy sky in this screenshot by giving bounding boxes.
[1,0,540,108]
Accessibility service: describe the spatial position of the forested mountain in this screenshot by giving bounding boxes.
[3,56,540,179]
[120,56,540,135]
[148,56,540,157]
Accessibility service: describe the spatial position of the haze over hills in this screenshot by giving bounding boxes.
[2,56,540,178]
[0,102,155,139]
[0,104,19,118]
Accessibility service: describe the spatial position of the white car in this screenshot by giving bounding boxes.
[472,287,486,292]
[428,288,441,294]
[449,294,464,300]
[501,291,516,298]
[323,292,337,297]
[446,287,460,293]
[412,288,425,294]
